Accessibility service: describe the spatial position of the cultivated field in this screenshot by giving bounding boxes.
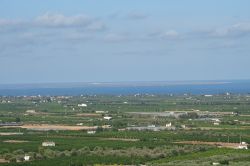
[0,94,250,165]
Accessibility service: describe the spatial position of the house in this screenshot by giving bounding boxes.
[118,128,126,131]
[126,126,169,132]
[24,155,30,161]
[166,122,172,127]
[26,110,36,114]
[211,118,220,122]
[102,125,111,128]
[42,141,55,147]
[104,116,112,120]
[238,142,248,149]
[87,130,96,134]
[204,95,213,97]
[76,123,83,126]
[96,111,107,114]
[78,103,87,107]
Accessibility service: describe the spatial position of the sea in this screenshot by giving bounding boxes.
[0,80,250,96]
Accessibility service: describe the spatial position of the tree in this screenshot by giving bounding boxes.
[15,117,21,123]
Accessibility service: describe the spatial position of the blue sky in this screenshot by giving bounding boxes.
[1,0,250,84]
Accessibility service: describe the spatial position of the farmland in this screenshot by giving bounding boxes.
[0,94,250,165]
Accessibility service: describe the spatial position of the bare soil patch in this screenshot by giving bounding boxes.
[0,132,23,136]
[100,138,139,142]
[175,141,243,148]
[20,124,98,131]
[3,140,29,143]
[76,113,101,117]
[198,127,250,130]
[0,159,9,163]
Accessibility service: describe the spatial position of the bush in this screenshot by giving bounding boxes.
[4,153,13,160]
[13,149,24,155]
[44,149,56,158]
[9,157,16,163]
[35,153,44,160]
[0,148,9,154]
[220,160,229,165]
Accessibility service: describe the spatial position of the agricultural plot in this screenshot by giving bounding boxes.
[0,94,250,165]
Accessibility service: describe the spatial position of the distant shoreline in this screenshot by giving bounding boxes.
[0,80,249,96]
[0,80,237,89]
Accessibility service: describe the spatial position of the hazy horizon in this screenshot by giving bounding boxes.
[1,79,250,90]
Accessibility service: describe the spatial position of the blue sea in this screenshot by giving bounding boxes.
[0,80,250,96]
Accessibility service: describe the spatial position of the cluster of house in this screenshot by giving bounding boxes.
[212,118,221,126]
[126,122,175,131]
[23,141,56,161]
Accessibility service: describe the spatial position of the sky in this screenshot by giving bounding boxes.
[0,0,250,84]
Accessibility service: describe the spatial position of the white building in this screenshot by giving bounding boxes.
[204,95,213,97]
[78,103,87,107]
[87,130,96,134]
[24,155,30,161]
[104,116,112,120]
[26,110,36,114]
[166,122,172,127]
[211,118,220,122]
[96,111,107,114]
[76,123,83,126]
[238,142,248,149]
[42,141,55,147]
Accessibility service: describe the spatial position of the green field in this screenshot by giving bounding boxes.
[0,94,250,165]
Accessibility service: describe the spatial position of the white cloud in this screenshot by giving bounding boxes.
[160,30,179,39]
[35,13,92,27]
[0,13,106,32]
[0,19,25,26]
[233,22,250,31]
[210,22,250,38]
[107,11,149,20]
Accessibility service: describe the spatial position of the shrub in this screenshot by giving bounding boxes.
[0,148,9,154]
[9,157,16,163]
[13,149,24,155]
[220,160,229,165]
